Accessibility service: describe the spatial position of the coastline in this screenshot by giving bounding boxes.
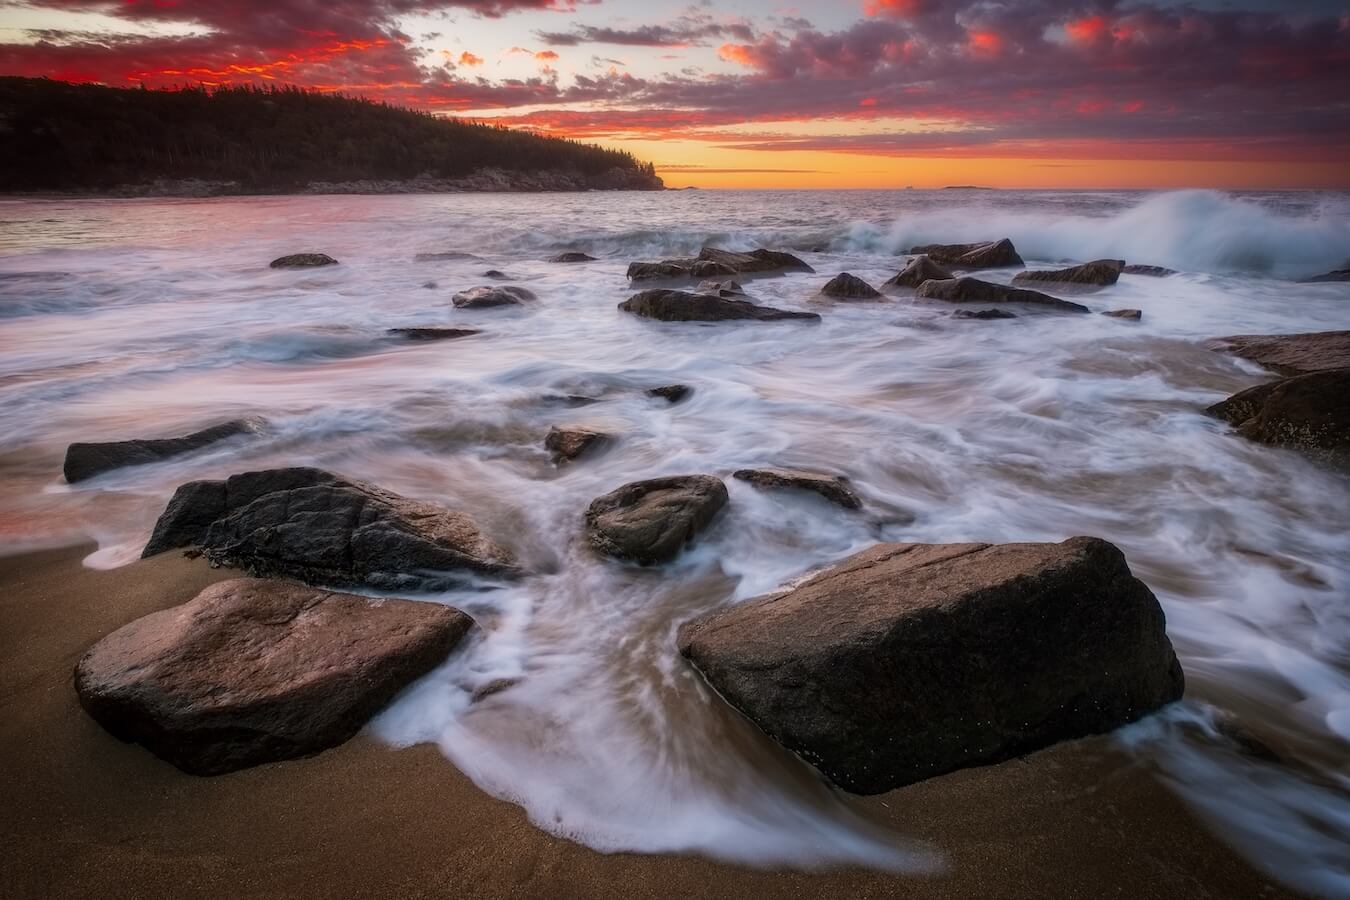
[0,542,1307,900]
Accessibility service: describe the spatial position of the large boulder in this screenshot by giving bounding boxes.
[916,277,1090,313]
[883,255,952,289]
[270,253,338,268]
[64,419,263,483]
[75,578,472,775]
[733,468,861,509]
[619,289,820,323]
[627,247,813,281]
[585,475,728,564]
[678,537,1184,793]
[142,467,520,590]
[819,273,881,299]
[908,239,1023,269]
[1012,259,1124,290]
[1207,330,1350,376]
[452,285,534,309]
[1206,369,1350,457]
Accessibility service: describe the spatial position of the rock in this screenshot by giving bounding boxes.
[678,536,1184,793]
[819,273,882,299]
[545,426,609,463]
[483,269,508,279]
[883,255,952,289]
[916,277,1090,313]
[952,308,1018,320]
[1012,259,1124,290]
[421,281,437,289]
[270,253,338,269]
[1206,369,1350,457]
[647,384,692,403]
[540,394,600,408]
[1208,331,1350,375]
[1297,269,1350,283]
[732,468,861,510]
[64,419,264,484]
[627,247,813,281]
[1122,264,1176,277]
[414,251,481,262]
[452,285,535,309]
[74,578,472,775]
[585,475,728,564]
[1102,309,1142,320]
[695,279,745,296]
[627,261,693,281]
[549,252,597,263]
[619,289,820,323]
[908,239,1023,269]
[386,327,480,342]
[142,467,520,590]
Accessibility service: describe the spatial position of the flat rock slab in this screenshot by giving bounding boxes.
[679,536,1184,794]
[1012,259,1123,290]
[453,285,535,309]
[619,289,820,323]
[917,277,1089,313]
[64,419,264,483]
[549,252,598,263]
[142,467,520,590]
[1103,309,1142,320]
[908,239,1023,269]
[820,273,881,299]
[627,247,813,281]
[270,253,338,268]
[1206,369,1350,458]
[884,255,952,289]
[732,467,861,509]
[386,327,480,342]
[75,578,472,775]
[1122,264,1176,277]
[585,475,728,564]
[545,426,609,462]
[953,308,1017,320]
[1207,330,1350,375]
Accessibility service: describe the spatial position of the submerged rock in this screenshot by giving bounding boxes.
[619,289,820,323]
[386,327,480,342]
[732,468,861,509]
[1296,268,1350,283]
[413,251,481,262]
[953,308,1018,320]
[452,285,535,309]
[75,578,472,775]
[585,475,728,564]
[917,277,1090,313]
[270,253,338,269]
[1122,264,1177,277]
[483,269,508,279]
[819,273,882,299]
[1208,330,1350,376]
[908,239,1023,269]
[1102,309,1142,320]
[647,384,692,403]
[1012,259,1124,290]
[142,467,520,589]
[627,247,813,281]
[678,536,1184,793]
[64,419,264,483]
[549,252,598,263]
[1206,369,1350,458]
[883,255,952,289]
[545,426,609,463]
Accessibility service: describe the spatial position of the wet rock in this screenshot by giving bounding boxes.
[270,253,338,269]
[414,251,481,262]
[585,475,728,564]
[545,426,609,463]
[952,308,1018,320]
[470,677,519,704]
[695,279,745,296]
[908,239,1023,269]
[421,281,437,289]
[627,247,813,281]
[917,277,1090,313]
[1102,309,1142,320]
[619,289,820,323]
[142,467,520,590]
[540,394,600,408]
[75,578,472,775]
[483,269,508,279]
[883,255,953,289]
[1296,268,1350,283]
[549,252,597,263]
[452,285,535,309]
[820,273,882,299]
[1122,264,1176,277]
[678,536,1184,793]
[1206,369,1350,458]
[1012,259,1124,290]
[386,327,480,342]
[64,419,264,484]
[628,261,694,281]
[647,384,692,403]
[1208,330,1350,375]
[732,468,861,510]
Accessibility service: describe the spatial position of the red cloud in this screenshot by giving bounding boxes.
[864,0,926,16]
[459,51,485,66]
[1065,15,1108,44]
[536,50,559,60]
[967,30,1004,56]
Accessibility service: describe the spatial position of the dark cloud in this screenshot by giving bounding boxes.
[536,13,754,47]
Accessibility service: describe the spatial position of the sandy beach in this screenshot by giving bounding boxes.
[0,542,1305,900]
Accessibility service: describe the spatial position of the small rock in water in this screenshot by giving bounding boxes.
[678,536,1184,793]
[414,251,481,262]
[270,253,338,268]
[452,285,535,308]
[1207,330,1350,376]
[918,277,1089,313]
[908,239,1023,269]
[1012,259,1124,290]
[1206,369,1350,458]
[952,308,1017,320]
[585,475,728,564]
[75,578,473,775]
[64,419,264,483]
[819,272,882,299]
[695,279,745,296]
[884,255,952,289]
[619,289,820,323]
[483,269,508,279]
[1102,309,1142,320]
[545,426,609,463]
[421,281,437,289]
[733,467,861,509]
[549,251,597,263]
[386,327,480,342]
[647,384,692,403]
[540,394,601,407]
[1122,264,1177,277]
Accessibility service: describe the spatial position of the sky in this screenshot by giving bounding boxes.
[1,0,1348,189]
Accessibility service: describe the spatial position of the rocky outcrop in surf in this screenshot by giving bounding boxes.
[908,239,1023,269]
[545,426,609,463]
[64,419,264,483]
[1122,264,1176,277]
[585,475,728,564]
[883,255,952,289]
[1206,369,1350,458]
[732,468,861,509]
[626,247,814,282]
[1208,330,1350,375]
[647,384,692,403]
[619,289,820,323]
[270,253,338,269]
[549,252,597,263]
[819,273,881,299]
[1012,259,1124,290]
[452,285,535,309]
[386,327,480,342]
[916,277,1090,313]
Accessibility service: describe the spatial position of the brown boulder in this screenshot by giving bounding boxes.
[917,277,1090,313]
[819,273,882,299]
[585,475,728,564]
[908,239,1023,269]
[884,255,953,289]
[75,578,472,775]
[733,468,861,509]
[953,308,1017,320]
[1206,369,1350,457]
[545,426,609,462]
[1012,259,1123,290]
[627,247,813,281]
[64,419,264,483]
[386,327,480,342]
[1207,331,1350,376]
[619,289,820,323]
[452,285,534,308]
[678,537,1184,794]
[270,253,338,268]
[549,252,598,263]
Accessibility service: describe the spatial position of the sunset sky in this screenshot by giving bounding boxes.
[1,0,1347,189]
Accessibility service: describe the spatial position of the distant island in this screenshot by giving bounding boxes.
[0,77,665,196]
[942,185,997,190]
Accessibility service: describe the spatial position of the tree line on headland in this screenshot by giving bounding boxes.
[0,77,663,193]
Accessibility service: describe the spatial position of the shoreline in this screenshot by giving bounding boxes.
[0,542,1307,900]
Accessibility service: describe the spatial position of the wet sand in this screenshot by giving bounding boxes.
[0,543,1305,900]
